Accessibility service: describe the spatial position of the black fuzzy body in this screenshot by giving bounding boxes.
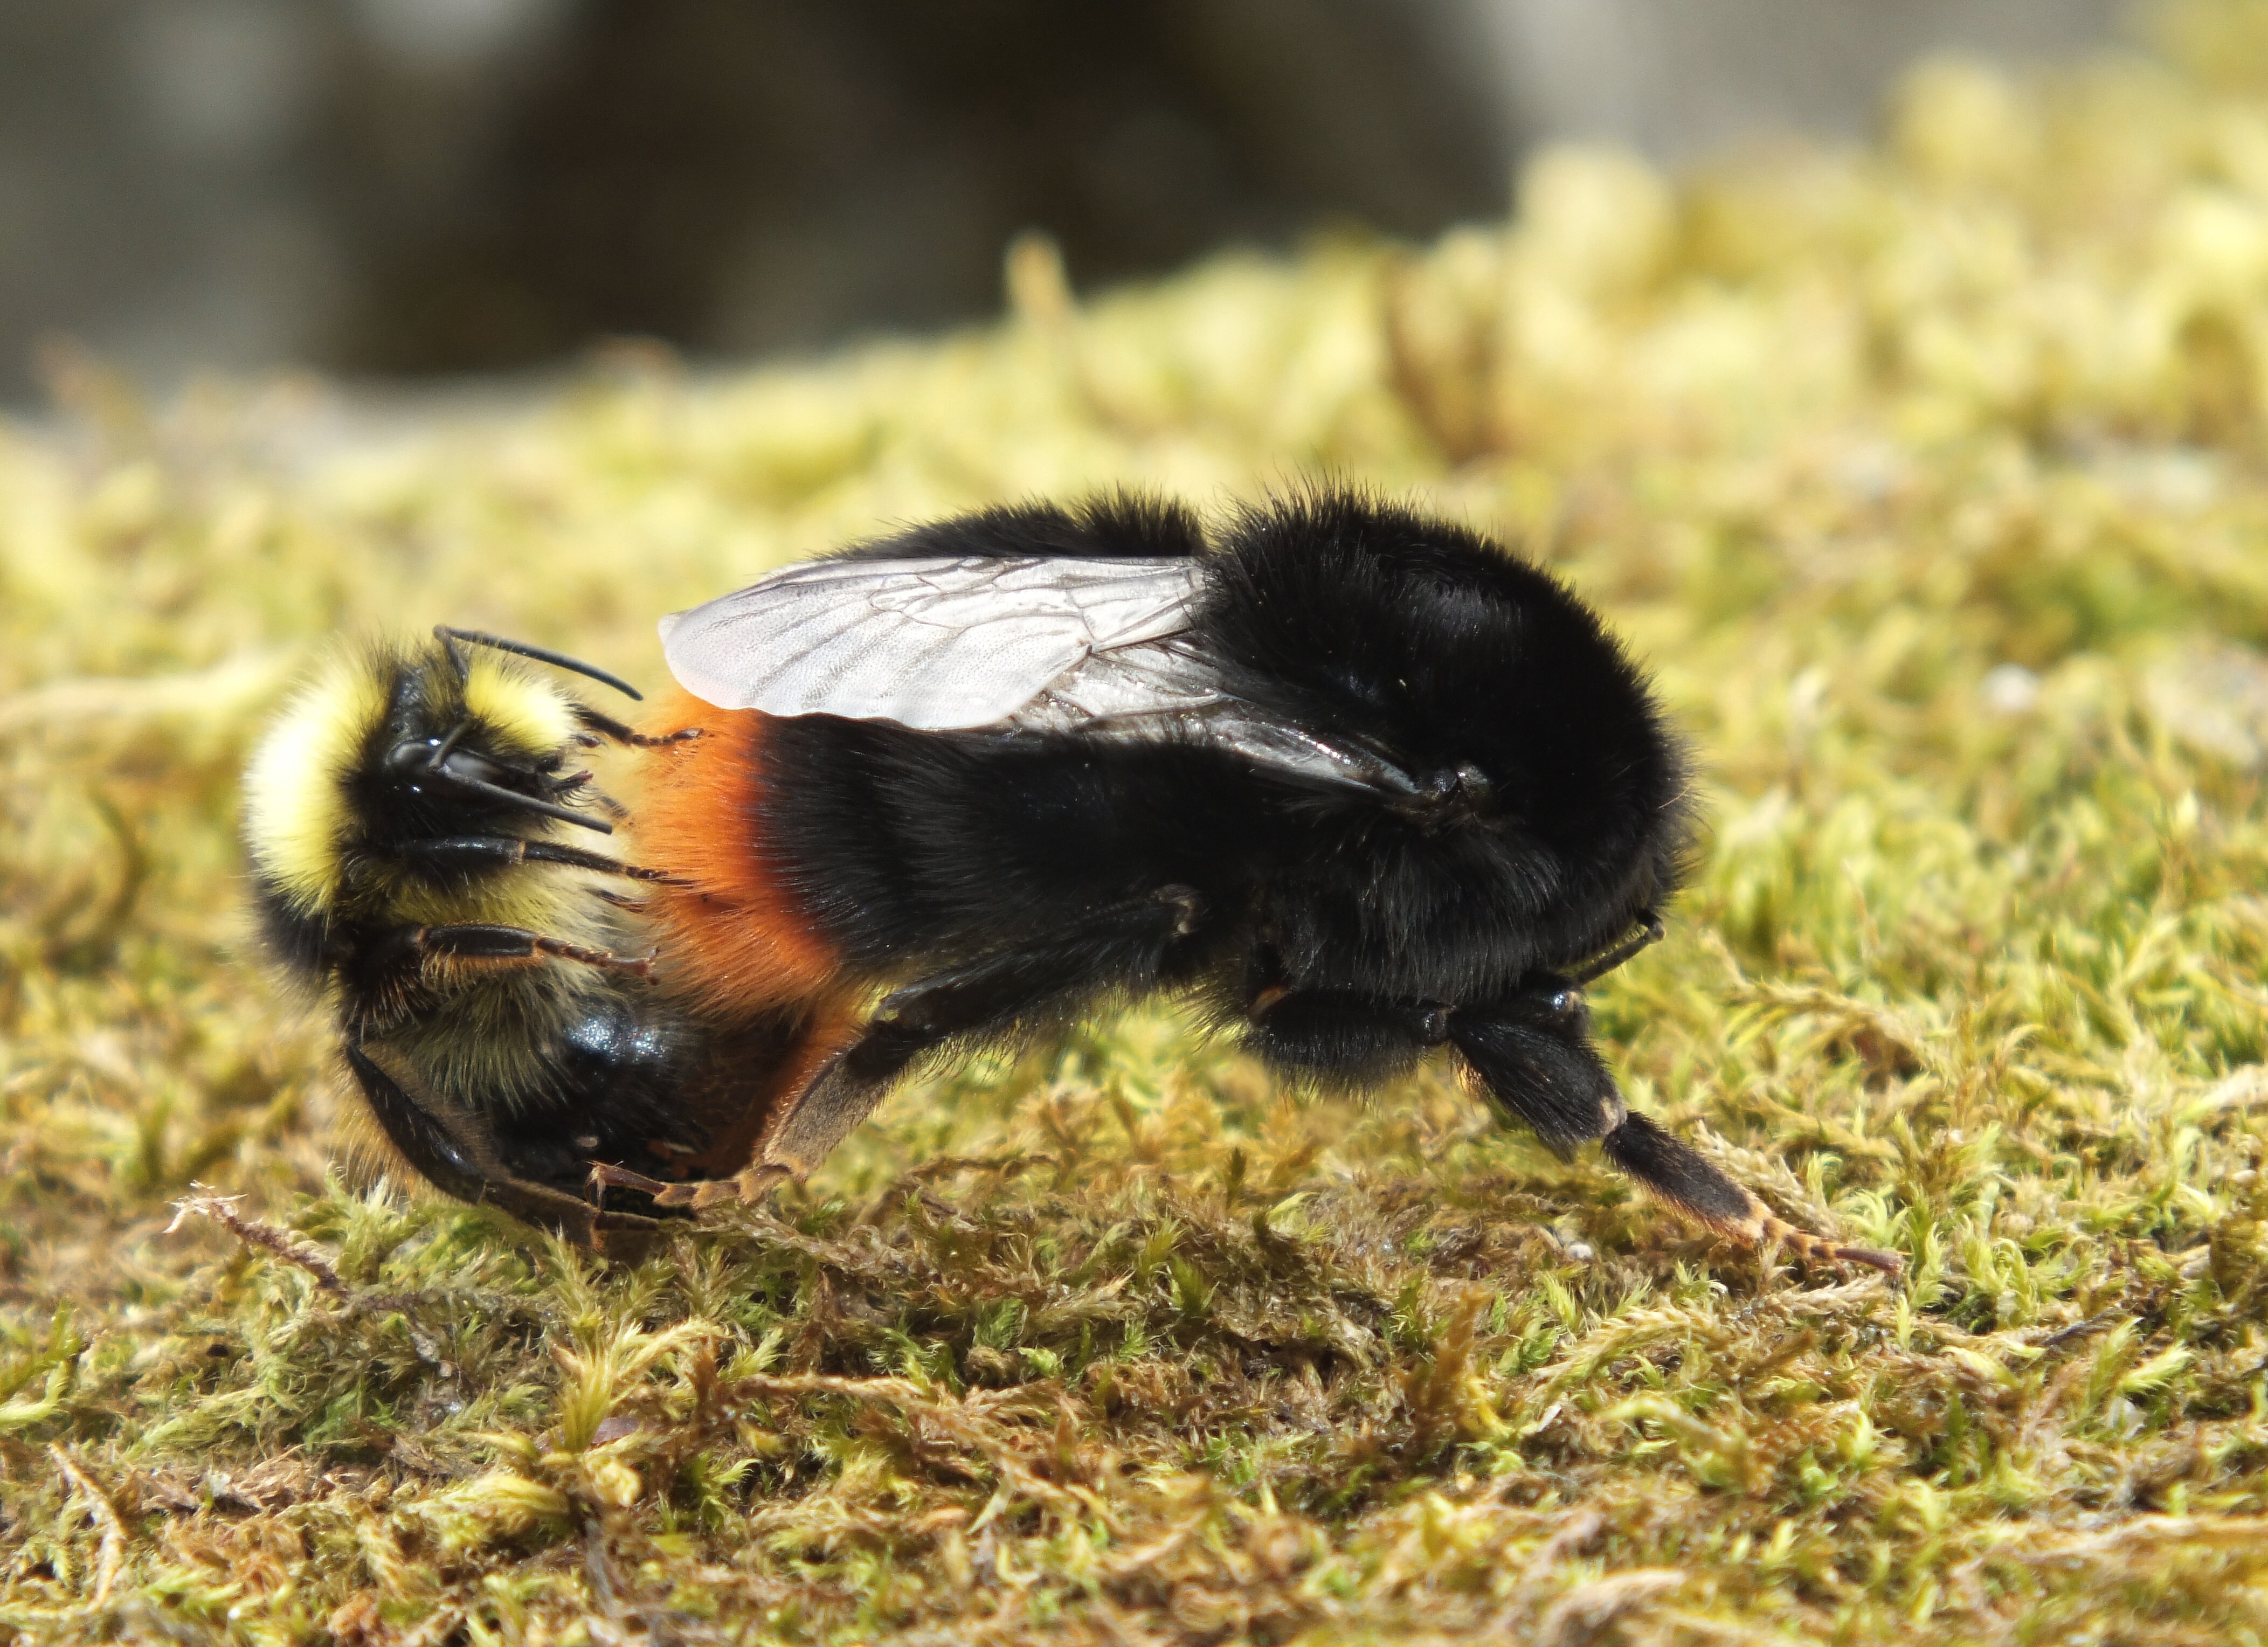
[614,487,1844,1257]
[753,493,1687,1079]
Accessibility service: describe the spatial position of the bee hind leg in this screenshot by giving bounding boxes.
[1599,1112,1903,1274]
[1237,987,1453,1088]
[1447,990,1900,1274]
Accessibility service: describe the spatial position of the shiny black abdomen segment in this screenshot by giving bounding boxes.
[489,991,802,1193]
[356,983,801,1199]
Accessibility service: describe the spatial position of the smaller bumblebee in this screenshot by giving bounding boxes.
[240,629,805,1244]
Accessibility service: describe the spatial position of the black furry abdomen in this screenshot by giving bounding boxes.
[736,491,1686,1013]
[757,715,1274,970]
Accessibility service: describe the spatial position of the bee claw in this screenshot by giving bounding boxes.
[588,1161,673,1198]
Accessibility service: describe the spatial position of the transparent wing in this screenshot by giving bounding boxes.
[1009,636,1423,800]
[662,551,1422,798]
[659,555,1209,729]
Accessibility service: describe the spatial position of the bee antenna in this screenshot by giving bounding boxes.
[433,626,644,702]
[428,719,473,764]
[1567,911,1665,987]
[428,767,615,834]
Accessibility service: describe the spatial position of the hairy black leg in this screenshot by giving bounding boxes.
[572,704,703,748]
[342,924,656,1042]
[1446,984,1626,1157]
[1567,910,1664,986]
[1242,988,1451,1087]
[345,1044,661,1245]
[769,885,1207,1173]
[1449,980,1900,1272]
[1601,1112,1903,1273]
[397,835,688,883]
[633,887,1208,1207]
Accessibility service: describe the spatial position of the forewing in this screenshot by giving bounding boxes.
[663,550,1422,798]
[660,556,1208,729]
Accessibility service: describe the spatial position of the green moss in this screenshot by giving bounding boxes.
[12,12,2268,1642]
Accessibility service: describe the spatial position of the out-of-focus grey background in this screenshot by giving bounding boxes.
[0,0,2129,404]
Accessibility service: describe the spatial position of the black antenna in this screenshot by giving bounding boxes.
[424,763,614,835]
[434,626,644,701]
[1567,912,1665,987]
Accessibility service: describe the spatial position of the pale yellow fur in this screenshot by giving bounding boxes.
[243,653,390,913]
[461,658,579,756]
[244,646,597,929]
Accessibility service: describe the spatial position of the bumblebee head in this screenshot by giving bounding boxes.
[243,628,624,935]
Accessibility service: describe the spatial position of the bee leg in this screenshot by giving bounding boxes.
[1566,911,1665,987]
[572,704,703,748]
[1447,992,1901,1274]
[404,923,657,978]
[397,836,691,884]
[1444,996,1624,1160]
[589,1159,791,1213]
[344,1046,663,1247]
[780,889,1207,1168]
[1239,988,1451,1087]
[640,887,1211,1207]
[1598,1112,1903,1274]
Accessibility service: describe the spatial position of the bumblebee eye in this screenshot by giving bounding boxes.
[1550,989,1578,1019]
[386,735,515,788]
[384,737,438,775]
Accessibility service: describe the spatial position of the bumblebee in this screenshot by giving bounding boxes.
[244,492,1898,1271]
[240,631,803,1245]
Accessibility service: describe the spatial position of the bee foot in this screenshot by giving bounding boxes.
[603,1164,793,1210]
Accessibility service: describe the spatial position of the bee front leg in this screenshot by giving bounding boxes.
[396,836,689,884]
[344,1046,662,1247]
[570,704,703,748]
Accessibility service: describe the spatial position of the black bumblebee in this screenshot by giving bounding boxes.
[244,491,1898,1271]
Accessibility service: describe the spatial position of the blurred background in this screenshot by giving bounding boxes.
[0,0,2131,405]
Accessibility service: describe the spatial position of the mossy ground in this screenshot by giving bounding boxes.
[12,10,2268,1643]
